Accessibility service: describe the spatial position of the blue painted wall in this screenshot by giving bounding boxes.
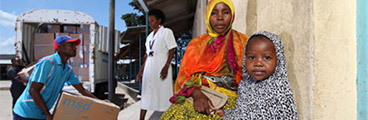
[357,0,368,119]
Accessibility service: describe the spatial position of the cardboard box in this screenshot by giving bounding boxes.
[80,24,90,33]
[78,68,89,82]
[83,33,90,45]
[53,93,120,120]
[71,67,80,80]
[70,33,83,43]
[77,24,90,33]
[77,45,84,59]
[34,44,54,61]
[18,64,36,79]
[34,33,55,44]
[47,25,61,33]
[83,45,90,55]
[63,26,77,33]
[83,45,90,65]
[70,67,88,81]
[70,57,84,68]
[84,55,90,68]
[76,27,81,34]
[55,33,69,37]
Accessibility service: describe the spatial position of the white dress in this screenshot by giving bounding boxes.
[141,26,177,111]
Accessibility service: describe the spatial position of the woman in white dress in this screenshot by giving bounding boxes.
[136,9,177,120]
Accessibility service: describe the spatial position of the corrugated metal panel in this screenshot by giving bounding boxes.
[98,26,108,52]
[94,51,108,84]
[97,26,120,53]
[115,30,120,54]
[16,23,42,63]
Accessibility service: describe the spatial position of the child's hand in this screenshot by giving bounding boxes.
[215,109,225,117]
[208,101,225,117]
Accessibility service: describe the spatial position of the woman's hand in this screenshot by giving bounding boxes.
[136,71,143,82]
[191,88,212,115]
[160,64,169,80]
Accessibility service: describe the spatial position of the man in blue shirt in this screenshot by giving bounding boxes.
[13,35,96,120]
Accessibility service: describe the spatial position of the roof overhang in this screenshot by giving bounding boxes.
[121,25,147,44]
[134,0,197,36]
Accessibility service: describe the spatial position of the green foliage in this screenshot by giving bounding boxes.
[128,1,140,10]
[121,13,145,26]
[121,1,145,27]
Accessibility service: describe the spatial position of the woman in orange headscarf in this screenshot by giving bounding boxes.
[161,0,248,119]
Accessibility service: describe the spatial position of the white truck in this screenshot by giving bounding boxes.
[14,9,121,98]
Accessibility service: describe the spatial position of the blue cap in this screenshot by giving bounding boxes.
[53,35,80,50]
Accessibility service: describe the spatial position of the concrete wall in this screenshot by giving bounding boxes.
[231,0,357,119]
[192,0,357,119]
[192,0,207,38]
[313,0,357,119]
[232,0,314,119]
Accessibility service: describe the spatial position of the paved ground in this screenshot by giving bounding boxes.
[0,81,160,120]
[0,81,13,119]
[118,101,163,120]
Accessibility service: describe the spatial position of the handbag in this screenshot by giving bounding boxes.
[186,86,228,110]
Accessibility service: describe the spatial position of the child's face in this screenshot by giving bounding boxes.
[245,37,277,80]
[210,2,232,34]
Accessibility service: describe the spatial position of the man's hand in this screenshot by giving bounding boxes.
[15,76,22,82]
[15,76,28,84]
[73,84,97,99]
[160,64,169,80]
[103,99,111,103]
[45,114,53,120]
[191,88,212,115]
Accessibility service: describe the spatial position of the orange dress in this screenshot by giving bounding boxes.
[174,30,248,94]
[161,30,248,120]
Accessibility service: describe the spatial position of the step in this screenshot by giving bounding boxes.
[117,82,139,102]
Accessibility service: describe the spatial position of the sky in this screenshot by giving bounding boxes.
[0,0,141,54]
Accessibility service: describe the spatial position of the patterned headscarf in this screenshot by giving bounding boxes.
[204,0,239,74]
[205,0,235,38]
[223,31,298,119]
